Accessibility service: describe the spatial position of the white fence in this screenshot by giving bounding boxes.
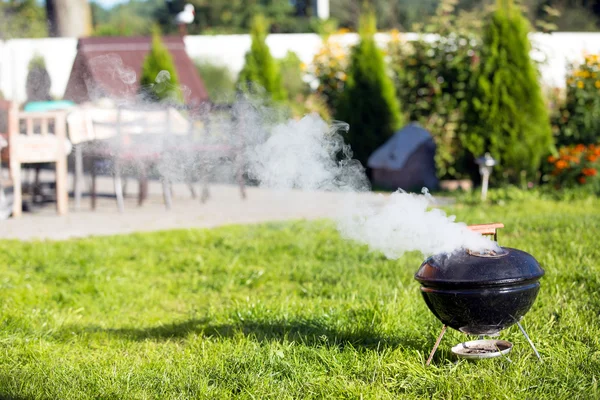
[1,32,599,103]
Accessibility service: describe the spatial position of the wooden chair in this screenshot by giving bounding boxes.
[6,102,69,218]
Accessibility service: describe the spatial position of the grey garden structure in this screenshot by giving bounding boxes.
[367,123,439,192]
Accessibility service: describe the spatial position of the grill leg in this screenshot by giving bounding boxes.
[426,325,447,366]
[517,321,542,362]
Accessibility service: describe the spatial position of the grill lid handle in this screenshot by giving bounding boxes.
[467,223,504,242]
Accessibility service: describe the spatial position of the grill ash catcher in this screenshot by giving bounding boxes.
[414,223,544,365]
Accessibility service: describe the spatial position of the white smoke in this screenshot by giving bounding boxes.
[80,56,497,258]
[337,189,497,259]
[246,113,498,258]
[246,114,369,192]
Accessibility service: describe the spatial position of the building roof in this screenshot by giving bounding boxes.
[367,123,435,170]
[64,36,209,106]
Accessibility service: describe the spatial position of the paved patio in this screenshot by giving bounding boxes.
[0,168,457,241]
[0,172,386,241]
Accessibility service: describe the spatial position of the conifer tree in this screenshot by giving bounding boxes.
[140,27,182,103]
[336,10,403,168]
[463,0,553,181]
[237,14,286,102]
[26,54,52,102]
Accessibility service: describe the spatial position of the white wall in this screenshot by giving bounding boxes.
[530,33,600,87]
[0,37,77,102]
[1,32,599,103]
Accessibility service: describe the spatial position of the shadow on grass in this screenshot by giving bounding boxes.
[57,317,426,352]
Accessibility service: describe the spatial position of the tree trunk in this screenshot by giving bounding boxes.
[46,0,92,38]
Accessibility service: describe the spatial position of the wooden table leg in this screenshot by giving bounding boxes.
[91,161,97,211]
[10,160,21,218]
[74,145,83,211]
[56,156,68,216]
[114,170,125,213]
[162,179,172,210]
[138,171,148,207]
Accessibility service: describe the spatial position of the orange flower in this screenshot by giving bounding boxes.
[547,155,557,163]
[578,176,587,184]
[582,168,598,176]
[587,155,598,162]
[555,160,568,169]
[576,144,586,152]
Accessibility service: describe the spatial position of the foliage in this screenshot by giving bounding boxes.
[277,51,328,119]
[91,0,160,36]
[309,32,349,116]
[1,199,600,397]
[195,61,236,104]
[0,0,47,39]
[154,0,304,35]
[330,0,440,32]
[452,184,544,206]
[300,93,332,121]
[336,11,403,167]
[555,54,600,146]
[542,1,599,31]
[390,0,484,180]
[139,28,182,103]
[451,183,600,205]
[237,14,286,103]
[463,0,554,183]
[279,51,310,101]
[543,144,600,191]
[25,54,52,102]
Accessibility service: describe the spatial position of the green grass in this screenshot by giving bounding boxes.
[0,197,599,399]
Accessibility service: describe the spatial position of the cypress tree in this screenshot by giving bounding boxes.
[26,54,52,102]
[237,14,286,102]
[139,27,182,103]
[463,0,553,181]
[336,11,403,168]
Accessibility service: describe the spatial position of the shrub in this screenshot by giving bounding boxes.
[463,0,553,182]
[336,11,403,167]
[26,54,51,102]
[139,28,182,103]
[556,54,600,146]
[277,51,329,120]
[390,0,483,179]
[544,144,600,190]
[310,30,349,116]
[301,93,331,121]
[237,14,286,102]
[279,51,309,101]
[195,61,235,104]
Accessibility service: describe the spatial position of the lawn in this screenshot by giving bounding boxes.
[0,196,599,399]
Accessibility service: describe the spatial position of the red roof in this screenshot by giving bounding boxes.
[64,36,209,106]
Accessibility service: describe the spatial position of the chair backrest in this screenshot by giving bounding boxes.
[6,101,70,217]
[9,105,67,164]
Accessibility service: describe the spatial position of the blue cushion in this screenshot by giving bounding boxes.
[23,101,76,112]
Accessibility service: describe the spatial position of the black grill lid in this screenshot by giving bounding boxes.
[415,247,544,288]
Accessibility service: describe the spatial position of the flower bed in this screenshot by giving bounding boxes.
[547,144,600,188]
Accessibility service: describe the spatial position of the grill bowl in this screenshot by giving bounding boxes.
[415,247,544,335]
